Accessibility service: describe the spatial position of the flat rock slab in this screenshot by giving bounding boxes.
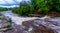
[22,18,60,33]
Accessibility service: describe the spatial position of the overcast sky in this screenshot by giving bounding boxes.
[0,0,30,8]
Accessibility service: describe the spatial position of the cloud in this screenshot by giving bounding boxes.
[0,5,19,8]
[16,0,22,2]
[0,0,22,4]
[0,0,30,4]
[4,0,15,4]
[26,0,30,1]
[0,0,30,7]
[0,0,6,4]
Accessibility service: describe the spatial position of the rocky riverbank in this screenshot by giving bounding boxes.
[4,17,60,33]
[0,15,12,33]
[22,17,60,33]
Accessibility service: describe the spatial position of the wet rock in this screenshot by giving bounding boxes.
[31,24,57,33]
[45,17,60,26]
[4,24,27,33]
[22,20,33,28]
[0,15,12,32]
[22,19,58,33]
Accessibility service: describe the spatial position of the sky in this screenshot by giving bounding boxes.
[0,0,30,8]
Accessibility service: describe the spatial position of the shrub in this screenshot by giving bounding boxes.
[31,0,60,14]
[0,14,2,16]
[12,7,18,13]
[13,2,33,16]
[13,0,60,16]
[55,4,60,11]
[0,7,8,11]
[19,2,33,15]
[31,0,51,14]
[53,0,60,11]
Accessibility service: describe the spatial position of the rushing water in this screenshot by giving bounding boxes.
[1,11,60,33]
[1,11,38,25]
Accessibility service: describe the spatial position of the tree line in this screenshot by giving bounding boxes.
[12,0,60,16]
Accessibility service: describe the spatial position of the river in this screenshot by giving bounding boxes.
[1,11,38,25]
[1,11,60,33]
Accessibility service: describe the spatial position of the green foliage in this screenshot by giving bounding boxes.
[31,0,60,14]
[19,3,33,15]
[55,4,60,11]
[13,0,60,16]
[13,2,33,16]
[0,7,8,11]
[28,14,34,17]
[48,0,60,11]
[12,7,18,13]
[0,13,2,16]
[53,0,60,11]
[31,0,51,14]
[31,0,36,7]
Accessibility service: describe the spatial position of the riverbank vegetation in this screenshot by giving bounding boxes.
[12,2,33,16]
[0,7,8,11]
[12,0,60,16]
[0,7,13,11]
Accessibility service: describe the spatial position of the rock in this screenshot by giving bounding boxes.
[4,24,27,33]
[22,20,33,28]
[31,24,57,33]
[22,19,58,33]
[45,17,60,26]
[0,15,12,32]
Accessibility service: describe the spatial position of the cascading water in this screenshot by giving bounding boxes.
[1,11,38,25]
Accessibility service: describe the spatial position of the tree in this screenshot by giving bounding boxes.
[13,1,33,16]
[31,0,51,14]
[53,0,60,11]
[31,0,60,14]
